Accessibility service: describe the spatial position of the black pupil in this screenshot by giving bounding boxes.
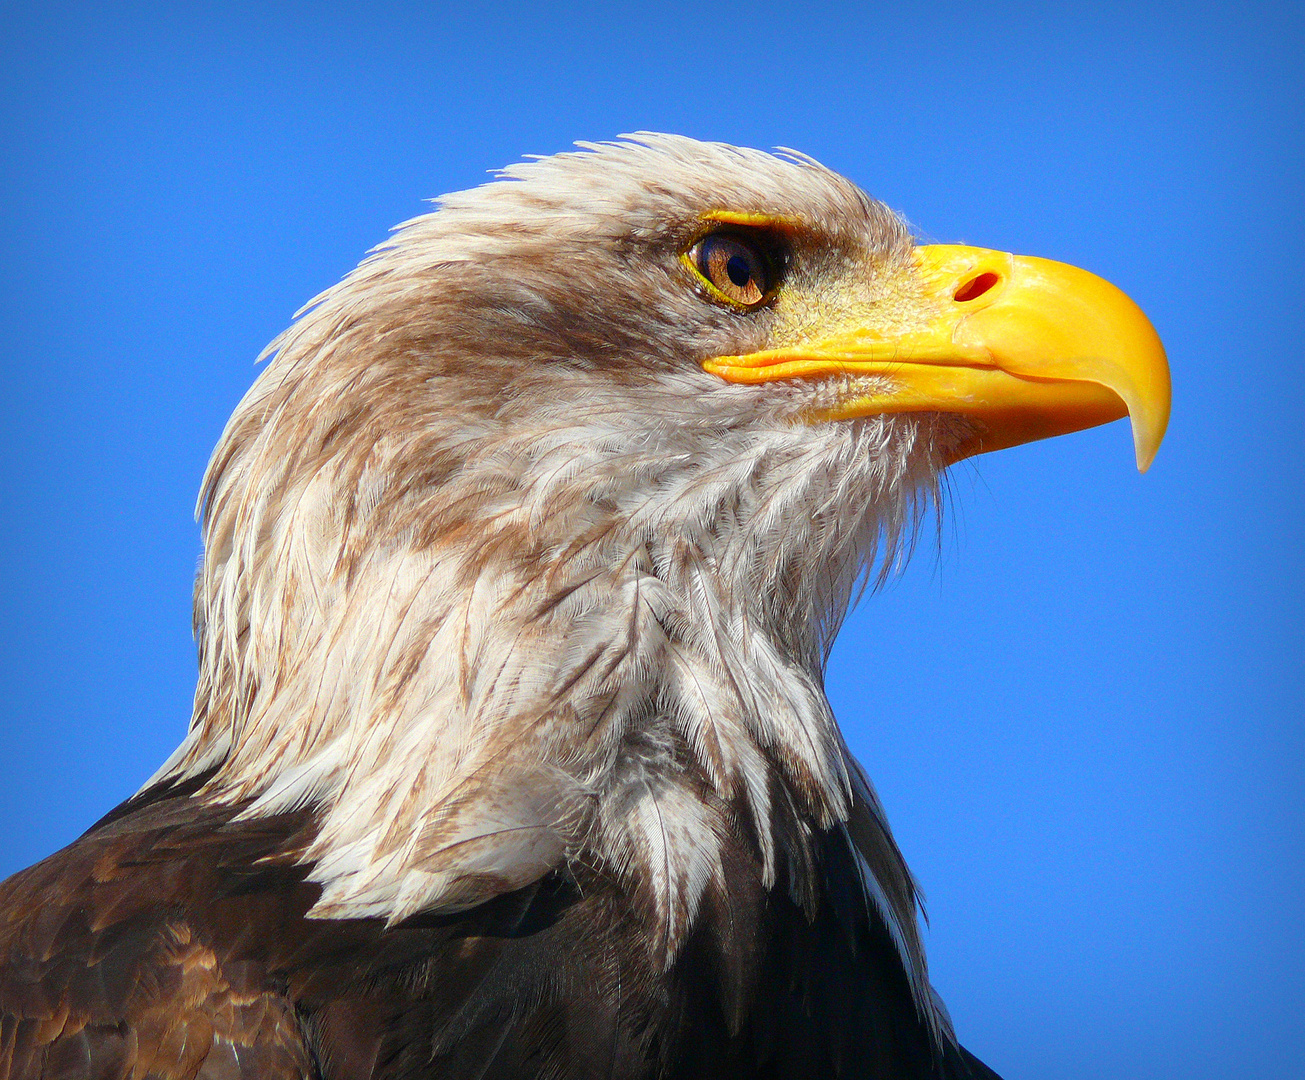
[726,253,752,288]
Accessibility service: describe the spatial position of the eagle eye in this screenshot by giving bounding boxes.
[687,232,777,309]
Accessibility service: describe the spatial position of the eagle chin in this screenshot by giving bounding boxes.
[0,135,1168,1080]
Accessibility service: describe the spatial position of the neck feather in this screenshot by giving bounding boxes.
[150,378,944,994]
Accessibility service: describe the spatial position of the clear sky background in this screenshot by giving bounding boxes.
[1,3,1300,1078]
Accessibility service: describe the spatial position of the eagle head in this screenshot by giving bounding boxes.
[146,137,1168,1030]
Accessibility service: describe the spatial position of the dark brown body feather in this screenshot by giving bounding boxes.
[0,785,998,1080]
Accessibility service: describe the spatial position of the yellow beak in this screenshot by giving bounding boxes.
[703,245,1172,472]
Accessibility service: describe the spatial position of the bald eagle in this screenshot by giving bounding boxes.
[0,136,1168,1080]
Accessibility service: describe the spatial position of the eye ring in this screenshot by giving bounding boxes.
[685,232,776,310]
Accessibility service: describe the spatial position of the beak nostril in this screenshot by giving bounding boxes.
[954,272,1000,303]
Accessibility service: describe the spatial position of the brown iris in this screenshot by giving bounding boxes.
[689,233,772,308]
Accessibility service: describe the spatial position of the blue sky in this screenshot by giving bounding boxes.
[0,3,1300,1078]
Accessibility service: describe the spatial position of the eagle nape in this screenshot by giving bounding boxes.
[0,135,1169,1080]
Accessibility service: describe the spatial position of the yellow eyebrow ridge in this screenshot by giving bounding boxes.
[700,209,805,231]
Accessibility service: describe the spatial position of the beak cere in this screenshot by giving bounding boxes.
[703,244,1172,472]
